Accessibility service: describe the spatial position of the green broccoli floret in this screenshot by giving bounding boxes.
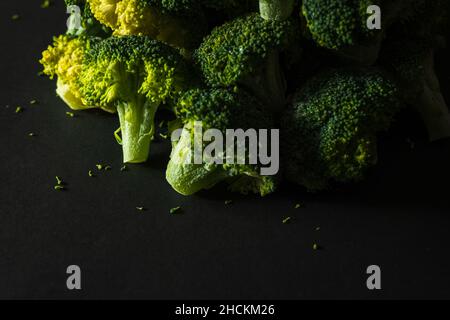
[40,34,110,112]
[79,35,192,163]
[281,68,401,191]
[166,88,277,196]
[194,13,299,112]
[65,0,112,37]
[300,0,411,65]
[87,0,207,50]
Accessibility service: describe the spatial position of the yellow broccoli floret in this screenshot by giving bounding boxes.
[40,35,115,113]
[87,0,205,50]
[40,35,91,111]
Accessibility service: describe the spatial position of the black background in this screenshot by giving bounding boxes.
[1,1,450,300]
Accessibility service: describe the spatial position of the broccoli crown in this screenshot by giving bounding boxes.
[282,68,401,191]
[194,13,296,88]
[302,0,381,50]
[177,88,272,131]
[40,35,94,100]
[87,0,206,49]
[79,35,190,108]
[166,88,278,196]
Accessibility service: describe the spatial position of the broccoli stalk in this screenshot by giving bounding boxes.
[259,0,295,21]
[166,122,231,195]
[117,98,159,163]
[410,50,450,141]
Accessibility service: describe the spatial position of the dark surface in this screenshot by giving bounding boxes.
[1,1,450,300]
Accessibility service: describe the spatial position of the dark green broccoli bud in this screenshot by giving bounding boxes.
[65,0,112,37]
[79,35,193,163]
[281,68,401,191]
[166,88,278,196]
[300,0,409,65]
[194,13,299,112]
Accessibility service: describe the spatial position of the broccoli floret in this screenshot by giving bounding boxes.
[194,13,299,112]
[65,0,112,37]
[40,35,108,112]
[87,0,207,50]
[300,0,410,65]
[166,88,277,196]
[281,68,401,191]
[79,35,192,163]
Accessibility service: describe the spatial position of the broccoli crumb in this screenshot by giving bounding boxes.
[282,217,292,224]
[104,165,112,171]
[313,243,321,251]
[159,133,168,139]
[88,170,95,177]
[224,200,233,205]
[55,176,64,185]
[315,227,321,231]
[66,112,75,118]
[15,106,23,113]
[294,203,302,209]
[96,164,103,170]
[120,165,128,172]
[136,207,145,211]
[29,100,39,105]
[54,176,65,190]
[41,0,52,9]
[28,133,37,137]
[170,206,182,214]
[11,14,20,21]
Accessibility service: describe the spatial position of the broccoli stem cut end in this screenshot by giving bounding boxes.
[117,99,159,164]
[259,0,295,21]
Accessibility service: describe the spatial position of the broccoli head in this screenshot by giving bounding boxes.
[79,35,192,163]
[194,13,299,112]
[281,68,401,191]
[87,0,206,50]
[166,88,278,196]
[301,0,410,65]
[40,35,105,112]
